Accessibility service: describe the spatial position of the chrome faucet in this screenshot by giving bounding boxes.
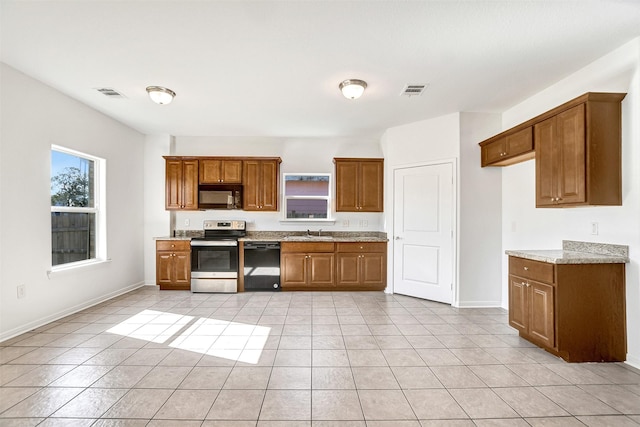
[318,229,323,236]
[307,229,323,237]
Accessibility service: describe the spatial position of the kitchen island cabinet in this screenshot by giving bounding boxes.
[156,240,191,290]
[164,158,198,210]
[506,241,627,362]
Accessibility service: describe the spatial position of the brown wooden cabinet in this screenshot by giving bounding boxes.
[281,242,335,289]
[164,158,199,210]
[156,240,191,290]
[508,256,626,362]
[480,127,534,167]
[535,93,625,207]
[243,159,280,211]
[199,159,242,184]
[334,158,383,212]
[336,242,386,290]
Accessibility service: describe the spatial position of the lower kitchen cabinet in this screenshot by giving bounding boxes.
[280,241,387,291]
[156,240,191,290]
[336,242,386,290]
[508,256,625,362]
[281,242,335,290]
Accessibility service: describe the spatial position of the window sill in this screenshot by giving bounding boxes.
[47,258,112,278]
[279,219,336,225]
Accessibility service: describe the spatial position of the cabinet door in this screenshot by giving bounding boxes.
[505,127,533,158]
[528,279,555,348]
[336,253,360,286]
[260,160,278,211]
[535,117,557,207]
[243,160,261,211]
[556,104,586,204]
[222,160,243,184]
[335,161,359,211]
[482,138,508,166]
[281,253,309,287]
[199,159,222,184]
[359,160,383,212]
[508,275,528,334]
[182,160,199,210]
[173,252,191,288]
[156,252,174,286]
[165,160,183,210]
[361,252,385,286]
[309,253,335,287]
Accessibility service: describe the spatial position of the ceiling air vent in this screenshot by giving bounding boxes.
[400,84,428,97]
[95,87,126,98]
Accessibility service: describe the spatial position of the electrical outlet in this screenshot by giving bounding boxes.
[342,220,349,227]
[184,219,190,227]
[591,222,599,235]
[362,220,368,227]
[17,284,25,299]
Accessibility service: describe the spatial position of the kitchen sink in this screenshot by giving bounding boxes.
[283,235,334,241]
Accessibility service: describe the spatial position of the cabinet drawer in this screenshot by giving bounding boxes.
[281,242,335,253]
[336,242,386,253]
[156,240,191,252]
[509,256,554,283]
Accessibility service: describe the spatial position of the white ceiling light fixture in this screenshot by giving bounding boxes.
[339,79,367,100]
[146,86,176,105]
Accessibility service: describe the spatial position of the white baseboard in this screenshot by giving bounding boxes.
[625,354,640,370]
[454,300,503,308]
[0,281,146,343]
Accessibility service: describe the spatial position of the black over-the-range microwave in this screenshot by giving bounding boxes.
[198,184,243,210]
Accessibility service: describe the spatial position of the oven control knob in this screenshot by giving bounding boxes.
[273,284,279,289]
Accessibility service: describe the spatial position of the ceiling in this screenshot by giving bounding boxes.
[2,1,640,138]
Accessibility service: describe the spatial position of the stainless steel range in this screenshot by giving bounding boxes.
[190,220,246,293]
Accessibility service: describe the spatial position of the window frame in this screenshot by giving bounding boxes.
[50,144,107,271]
[281,173,333,222]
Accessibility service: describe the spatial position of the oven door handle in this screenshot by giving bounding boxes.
[190,240,238,247]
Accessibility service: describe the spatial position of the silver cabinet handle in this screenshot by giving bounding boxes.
[395,236,403,240]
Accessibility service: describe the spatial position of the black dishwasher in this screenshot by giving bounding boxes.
[243,242,281,291]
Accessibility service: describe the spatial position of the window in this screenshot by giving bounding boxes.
[282,174,331,220]
[51,145,106,268]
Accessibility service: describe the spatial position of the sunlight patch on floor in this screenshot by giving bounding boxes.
[106,309,270,364]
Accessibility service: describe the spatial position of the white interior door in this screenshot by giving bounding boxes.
[393,162,454,303]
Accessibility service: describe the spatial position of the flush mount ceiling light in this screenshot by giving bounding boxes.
[146,86,176,105]
[339,79,367,100]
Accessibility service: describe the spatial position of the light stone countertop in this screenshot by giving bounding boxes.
[506,240,629,264]
[155,231,388,243]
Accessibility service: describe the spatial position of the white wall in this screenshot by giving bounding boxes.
[0,63,146,340]
[380,112,503,306]
[142,135,384,284]
[458,112,503,306]
[500,38,640,367]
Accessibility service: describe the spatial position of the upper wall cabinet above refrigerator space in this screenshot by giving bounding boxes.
[478,92,626,208]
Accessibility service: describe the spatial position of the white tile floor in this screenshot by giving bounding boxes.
[1,287,640,426]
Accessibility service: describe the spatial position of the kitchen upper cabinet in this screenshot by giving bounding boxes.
[199,159,242,184]
[508,256,626,362]
[334,158,383,212]
[243,158,280,211]
[480,127,534,167]
[535,94,625,207]
[335,242,386,290]
[281,242,335,289]
[164,158,198,210]
[156,240,191,290]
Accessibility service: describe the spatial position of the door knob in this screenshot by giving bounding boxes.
[395,236,403,240]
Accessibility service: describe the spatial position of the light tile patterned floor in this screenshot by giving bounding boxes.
[1,288,640,426]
